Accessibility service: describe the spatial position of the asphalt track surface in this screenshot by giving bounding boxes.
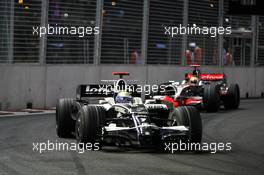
[1,99,264,175]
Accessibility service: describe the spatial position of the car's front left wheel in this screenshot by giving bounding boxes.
[75,105,106,145]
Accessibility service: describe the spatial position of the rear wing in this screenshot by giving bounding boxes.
[112,72,130,78]
[185,73,225,81]
[76,84,113,100]
[76,84,141,100]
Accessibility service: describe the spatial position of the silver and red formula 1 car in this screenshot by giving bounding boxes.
[150,65,240,112]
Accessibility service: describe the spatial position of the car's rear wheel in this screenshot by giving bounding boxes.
[75,105,106,145]
[203,84,220,112]
[168,106,202,144]
[56,98,75,138]
[224,84,240,109]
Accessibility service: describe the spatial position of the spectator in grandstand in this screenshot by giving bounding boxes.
[189,43,196,64]
[186,49,192,65]
[224,48,233,66]
[222,47,227,65]
[129,50,136,64]
[129,49,141,64]
[212,47,219,65]
[186,43,202,65]
[195,46,202,65]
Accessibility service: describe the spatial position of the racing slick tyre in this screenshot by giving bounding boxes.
[56,98,75,138]
[224,84,240,110]
[75,105,106,145]
[168,106,202,144]
[203,84,220,112]
[71,101,82,120]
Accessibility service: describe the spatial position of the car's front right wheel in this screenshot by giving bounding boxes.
[223,84,240,110]
[168,106,202,144]
[56,98,75,138]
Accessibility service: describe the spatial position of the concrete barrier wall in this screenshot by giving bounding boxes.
[0,65,264,110]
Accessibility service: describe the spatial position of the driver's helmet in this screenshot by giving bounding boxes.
[192,69,201,77]
[190,76,199,85]
[115,91,133,103]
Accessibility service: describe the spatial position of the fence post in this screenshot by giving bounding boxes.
[93,0,104,65]
[8,0,14,64]
[39,0,48,65]
[141,0,150,65]
[181,0,189,66]
[251,15,257,67]
[218,0,224,67]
